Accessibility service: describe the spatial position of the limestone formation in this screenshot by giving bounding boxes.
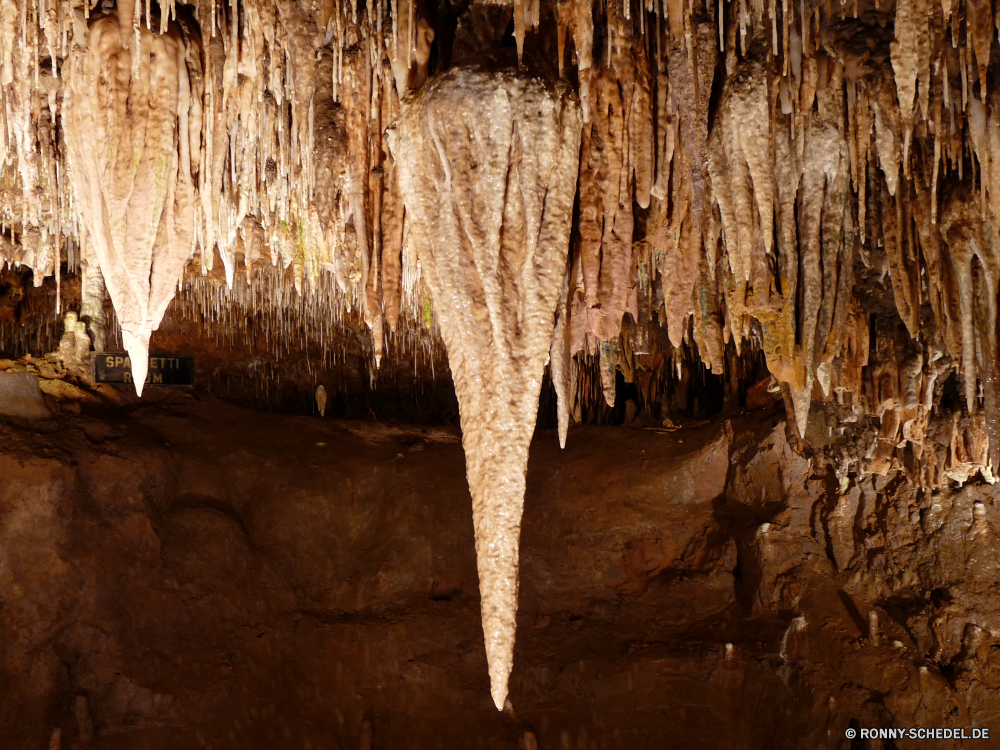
[390,57,581,709]
[7,0,1000,710]
[63,11,199,392]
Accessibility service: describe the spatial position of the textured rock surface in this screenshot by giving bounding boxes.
[391,57,581,708]
[2,396,1000,747]
[8,0,1000,729]
[0,370,50,418]
[63,12,199,394]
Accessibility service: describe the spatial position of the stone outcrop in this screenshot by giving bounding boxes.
[2,395,1000,747]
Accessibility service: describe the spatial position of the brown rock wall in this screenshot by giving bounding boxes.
[1,399,999,748]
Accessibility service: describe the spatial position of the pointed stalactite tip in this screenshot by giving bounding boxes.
[124,337,150,397]
[490,673,508,711]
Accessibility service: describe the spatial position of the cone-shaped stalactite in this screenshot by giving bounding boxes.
[389,57,581,709]
[63,11,200,393]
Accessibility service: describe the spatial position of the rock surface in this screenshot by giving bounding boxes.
[391,56,581,709]
[2,396,1000,748]
[0,370,51,419]
[63,12,199,394]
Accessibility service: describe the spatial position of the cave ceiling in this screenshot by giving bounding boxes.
[2,0,1000,711]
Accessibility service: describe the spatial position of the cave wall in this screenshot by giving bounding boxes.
[2,395,1000,748]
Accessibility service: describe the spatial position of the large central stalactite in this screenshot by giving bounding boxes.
[7,0,1000,708]
[389,57,581,709]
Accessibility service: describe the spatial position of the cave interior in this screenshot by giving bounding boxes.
[3,0,1000,745]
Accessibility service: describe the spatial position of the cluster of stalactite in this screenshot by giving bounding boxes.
[162,260,450,392]
[10,0,1000,711]
[5,0,1000,476]
[0,0,437,385]
[0,0,1000,470]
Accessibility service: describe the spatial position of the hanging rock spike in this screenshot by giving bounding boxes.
[390,56,581,709]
